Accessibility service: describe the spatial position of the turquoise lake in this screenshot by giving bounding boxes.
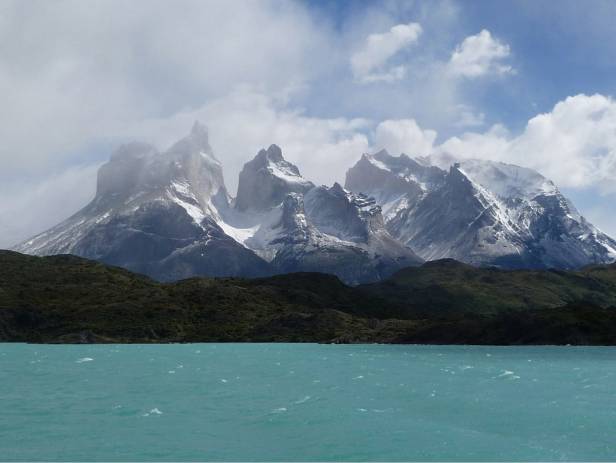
[1,343,615,461]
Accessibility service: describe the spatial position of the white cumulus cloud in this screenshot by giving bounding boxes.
[375,119,437,156]
[449,29,513,78]
[351,22,422,83]
[454,105,486,128]
[440,94,616,193]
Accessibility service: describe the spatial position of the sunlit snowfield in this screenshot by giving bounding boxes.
[1,343,615,461]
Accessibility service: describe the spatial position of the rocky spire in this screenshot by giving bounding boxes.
[235,144,314,211]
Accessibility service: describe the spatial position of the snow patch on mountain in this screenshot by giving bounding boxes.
[453,159,558,200]
[168,190,206,226]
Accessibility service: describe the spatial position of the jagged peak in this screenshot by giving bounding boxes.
[366,149,413,161]
[358,152,392,173]
[251,145,307,181]
[372,149,413,164]
[359,150,422,174]
[235,145,313,212]
[166,121,218,163]
[249,145,293,172]
[447,158,560,200]
[326,183,378,213]
[246,144,312,188]
[372,148,390,159]
[445,163,476,190]
[428,152,560,200]
[330,182,347,195]
[255,144,284,163]
[93,120,228,213]
[190,120,209,141]
[449,162,463,174]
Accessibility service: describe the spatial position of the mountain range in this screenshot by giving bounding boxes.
[14,122,616,283]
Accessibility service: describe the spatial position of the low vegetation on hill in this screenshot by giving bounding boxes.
[1,251,615,344]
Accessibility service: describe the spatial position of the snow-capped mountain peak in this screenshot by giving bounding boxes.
[345,150,616,269]
[167,121,213,156]
[346,150,446,222]
[235,144,314,212]
[15,124,615,284]
[14,123,269,280]
[304,182,382,242]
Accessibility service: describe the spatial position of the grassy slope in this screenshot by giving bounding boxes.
[358,259,616,318]
[0,251,412,343]
[1,251,616,344]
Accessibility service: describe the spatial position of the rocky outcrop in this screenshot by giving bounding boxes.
[235,144,314,212]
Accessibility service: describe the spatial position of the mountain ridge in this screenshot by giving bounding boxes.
[15,124,422,284]
[14,123,616,283]
[345,149,616,269]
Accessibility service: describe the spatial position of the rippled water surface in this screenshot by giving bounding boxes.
[1,343,615,461]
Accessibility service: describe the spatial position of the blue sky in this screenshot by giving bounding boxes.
[309,0,616,131]
[0,0,615,246]
[301,0,616,229]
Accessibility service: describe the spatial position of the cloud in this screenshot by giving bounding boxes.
[1,86,372,247]
[509,94,616,192]
[0,1,467,183]
[350,22,422,83]
[439,94,616,193]
[448,29,513,78]
[5,90,616,245]
[2,1,613,245]
[0,0,330,176]
[453,105,486,128]
[0,164,99,248]
[125,87,371,193]
[1,1,461,247]
[374,119,437,156]
[202,90,372,191]
[438,123,511,162]
[585,201,616,238]
[0,0,342,246]
[359,65,407,84]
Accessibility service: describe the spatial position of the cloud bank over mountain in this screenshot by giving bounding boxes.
[439,94,616,193]
[1,0,615,247]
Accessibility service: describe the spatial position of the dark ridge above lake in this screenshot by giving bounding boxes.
[1,250,616,345]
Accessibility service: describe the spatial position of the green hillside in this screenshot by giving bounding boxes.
[1,250,616,344]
